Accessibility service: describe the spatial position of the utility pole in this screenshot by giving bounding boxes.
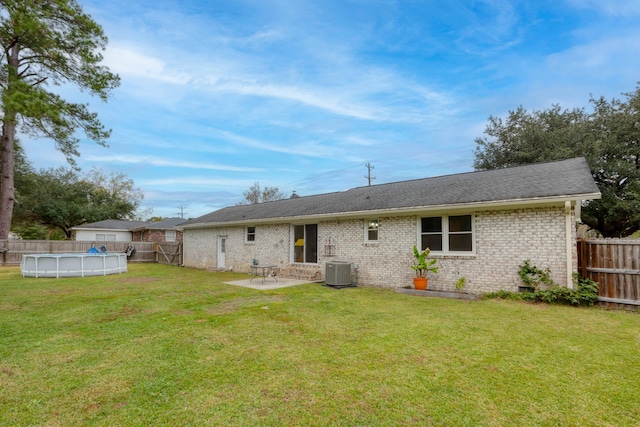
[177,205,187,219]
[364,162,376,186]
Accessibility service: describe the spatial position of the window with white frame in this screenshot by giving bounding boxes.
[246,226,256,242]
[165,230,176,242]
[365,219,379,241]
[95,233,116,242]
[420,215,473,253]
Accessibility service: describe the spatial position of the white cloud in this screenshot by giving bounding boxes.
[102,44,188,84]
[545,32,640,81]
[212,80,386,122]
[448,0,524,55]
[563,0,640,17]
[141,177,257,188]
[85,154,262,172]
[204,127,345,158]
[89,0,563,136]
[102,33,454,124]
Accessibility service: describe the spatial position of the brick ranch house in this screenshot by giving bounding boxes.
[71,218,184,243]
[180,158,600,294]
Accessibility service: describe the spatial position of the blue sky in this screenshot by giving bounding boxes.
[22,0,640,219]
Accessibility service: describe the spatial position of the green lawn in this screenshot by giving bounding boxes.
[1,264,639,426]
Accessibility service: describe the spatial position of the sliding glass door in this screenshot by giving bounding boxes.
[293,224,318,264]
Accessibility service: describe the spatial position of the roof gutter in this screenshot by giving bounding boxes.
[70,228,133,232]
[182,192,601,229]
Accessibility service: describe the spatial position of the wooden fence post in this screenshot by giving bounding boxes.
[577,238,588,277]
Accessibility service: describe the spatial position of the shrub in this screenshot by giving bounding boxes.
[484,274,600,307]
[518,260,555,290]
[482,290,522,301]
[571,274,600,306]
[525,275,599,306]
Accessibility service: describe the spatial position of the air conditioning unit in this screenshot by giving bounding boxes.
[325,261,352,287]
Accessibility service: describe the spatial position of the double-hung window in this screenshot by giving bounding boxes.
[420,215,473,253]
[365,219,379,242]
[246,226,256,242]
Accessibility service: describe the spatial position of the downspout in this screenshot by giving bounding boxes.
[565,200,574,289]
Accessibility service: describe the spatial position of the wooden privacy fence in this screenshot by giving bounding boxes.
[156,243,182,266]
[0,240,159,265]
[577,238,640,310]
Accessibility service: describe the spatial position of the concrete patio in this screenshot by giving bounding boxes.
[224,277,318,290]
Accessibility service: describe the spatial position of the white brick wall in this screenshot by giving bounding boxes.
[183,204,576,293]
[243,223,291,271]
[318,215,415,287]
[183,224,290,272]
[183,227,218,269]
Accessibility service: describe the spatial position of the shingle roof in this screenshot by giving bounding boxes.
[131,217,184,231]
[72,218,185,231]
[72,219,150,231]
[181,158,600,228]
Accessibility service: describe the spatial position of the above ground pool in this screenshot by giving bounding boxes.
[21,253,128,278]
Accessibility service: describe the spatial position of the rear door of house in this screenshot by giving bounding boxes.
[217,236,226,269]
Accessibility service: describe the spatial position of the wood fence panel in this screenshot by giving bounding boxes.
[126,242,157,263]
[0,240,157,265]
[157,243,183,266]
[577,239,640,310]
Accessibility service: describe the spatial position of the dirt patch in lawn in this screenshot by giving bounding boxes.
[112,277,157,285]
[99,304,143,322]
[208,295,288,315]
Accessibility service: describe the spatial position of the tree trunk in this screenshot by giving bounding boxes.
[0,44,20,240]
[0,117,16,240]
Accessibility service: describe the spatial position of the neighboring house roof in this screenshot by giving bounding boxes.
[71,218,185,232]
[131,217,185,231]
[71,219,149,231]
[181,157,601,229]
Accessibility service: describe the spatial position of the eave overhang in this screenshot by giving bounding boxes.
[181,192,601,230]
[70,228,133,232]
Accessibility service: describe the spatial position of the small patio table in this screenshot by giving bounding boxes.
[250,265,278,284]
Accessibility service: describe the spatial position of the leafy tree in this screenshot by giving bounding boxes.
[474,86,640,237]
[10,223,66,240]
[0,0,120,239]
[10,141,34,215]
[474,104,591,169]
[15,167,142,238]
[238,182,287,205]
[83,168,144,220]
[12,223,47,240]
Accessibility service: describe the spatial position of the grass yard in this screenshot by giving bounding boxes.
[1,264,639,426]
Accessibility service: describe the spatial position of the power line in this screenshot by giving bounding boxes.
[177,205,188,219]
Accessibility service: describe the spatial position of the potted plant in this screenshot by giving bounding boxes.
[411,245,438,290]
